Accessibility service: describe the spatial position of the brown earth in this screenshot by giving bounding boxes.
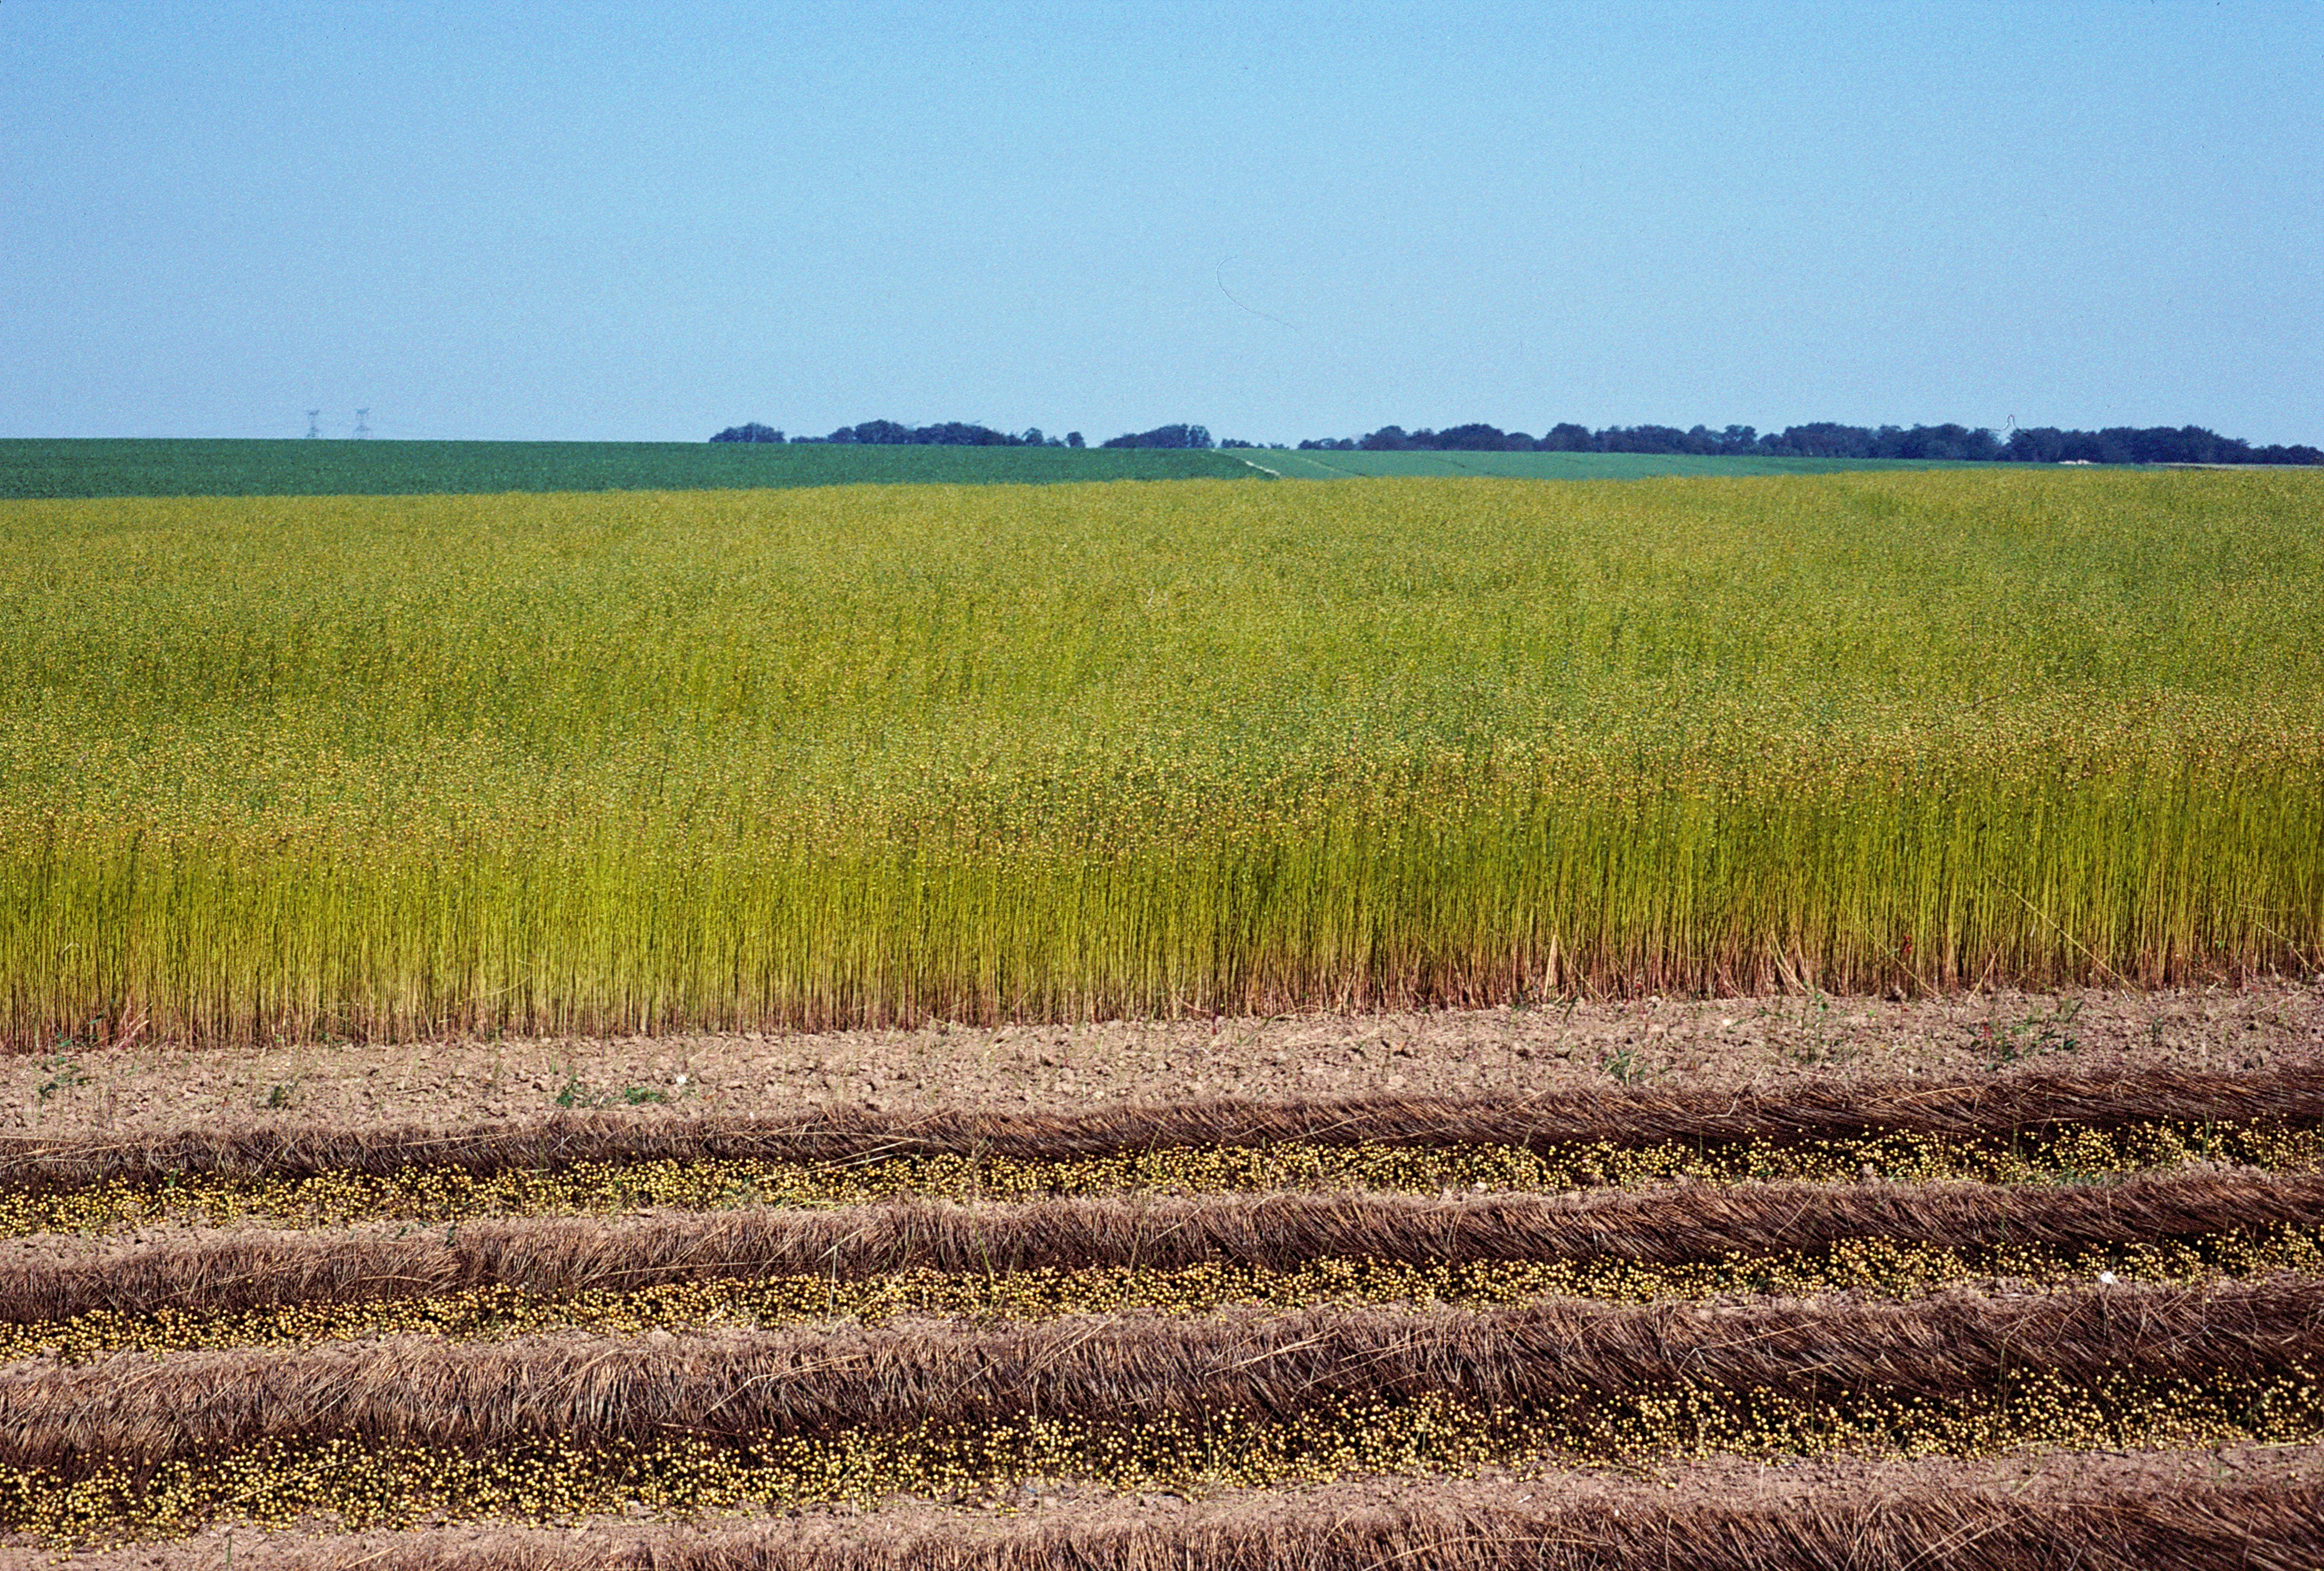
[10,982,2320,1143]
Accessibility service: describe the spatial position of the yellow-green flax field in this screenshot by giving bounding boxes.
[3,468,2319,1046]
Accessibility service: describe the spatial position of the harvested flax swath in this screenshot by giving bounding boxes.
[4,1279,2319,1472]
[5,1064,2322,1185]
[8,1171,2323,1325]
[322,1473,2324,1571]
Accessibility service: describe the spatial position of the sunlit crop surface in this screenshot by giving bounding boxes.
[2,468,2318,1044]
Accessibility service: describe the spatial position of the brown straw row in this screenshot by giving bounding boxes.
[6,1278,2318,1474]
[8,1170,2321,1327]
[313,1475,2324,1571]
[7,1063,2322,1185]
[322,1475,2324,1571]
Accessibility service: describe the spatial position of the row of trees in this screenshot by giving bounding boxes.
[712,421,1087,447]
[711,421,1218,449]
[1101,424,1212,449]
[717,418,2319,465]
[1268,421,2320,465]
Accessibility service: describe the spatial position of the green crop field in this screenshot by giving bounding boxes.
[1232,449,2009,480]
[2,467,2319,1046]
[0,438,1253,499]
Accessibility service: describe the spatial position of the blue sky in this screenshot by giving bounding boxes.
[3,1,2318,445]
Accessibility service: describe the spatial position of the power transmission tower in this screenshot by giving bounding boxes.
[305,410,322,439]
[352,408,371,439]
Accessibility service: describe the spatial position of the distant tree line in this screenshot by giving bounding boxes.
[717,418,2318,465]
[712,420,1086,447]
[1258,421,2319,465]
[1100,424,1212,449]
[711,420,1222,449]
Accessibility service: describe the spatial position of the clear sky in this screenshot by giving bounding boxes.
[4,1,2318,446]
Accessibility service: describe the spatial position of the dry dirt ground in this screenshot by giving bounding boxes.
[9,981,2321,1142]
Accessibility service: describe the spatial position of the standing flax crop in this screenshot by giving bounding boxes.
[1,468,2319,1045]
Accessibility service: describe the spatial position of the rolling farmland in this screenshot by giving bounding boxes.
[3,461,2321,1565]
[0,438,1254,499]
[0,440,2010,500]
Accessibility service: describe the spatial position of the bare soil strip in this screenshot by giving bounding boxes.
[6,1279,2317,1473]
[8,1062,2324,1188]
[16,983,2318,1139]
[7,1172,2322,1327]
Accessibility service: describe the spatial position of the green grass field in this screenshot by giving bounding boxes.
[1232,449,2007,480]
[0,439,2019,500]
[0,438,1253,499]
[2,467,2317,1045]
